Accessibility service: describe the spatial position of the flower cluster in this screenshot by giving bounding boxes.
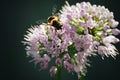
[60,1,120,58]
[23,1,120,80]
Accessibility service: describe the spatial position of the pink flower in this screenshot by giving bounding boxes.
[112,28,120,35]
[55,58,62,65]
[98,44,118,58]
[49,66,57,76]
[40,54,50,69]
[103,35,119,45]
[64,61,74,72]
[64,53,70,60]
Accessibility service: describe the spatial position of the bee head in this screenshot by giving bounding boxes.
[48,16,59,23]
[48,16,55,23]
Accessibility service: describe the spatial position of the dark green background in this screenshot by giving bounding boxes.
[1,0,120,80]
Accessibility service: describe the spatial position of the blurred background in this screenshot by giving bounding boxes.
[1,0,120,80]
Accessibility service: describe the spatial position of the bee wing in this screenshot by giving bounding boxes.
[35,19,47,25]
[52,4,58,16]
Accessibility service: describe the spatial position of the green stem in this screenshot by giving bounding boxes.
[79,75,85,80]
[56,65,62,80]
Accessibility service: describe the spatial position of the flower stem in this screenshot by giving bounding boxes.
[79,75,85,80]
[56,65,62,80]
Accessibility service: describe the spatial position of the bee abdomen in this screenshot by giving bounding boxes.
[52,20,62,30]
[56,24,62,30]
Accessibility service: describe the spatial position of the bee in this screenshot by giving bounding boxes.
[36,5,63,31]
[47,15,63,30]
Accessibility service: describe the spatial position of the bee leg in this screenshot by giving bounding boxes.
[53,28,57,35]
[60,25,63,32]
